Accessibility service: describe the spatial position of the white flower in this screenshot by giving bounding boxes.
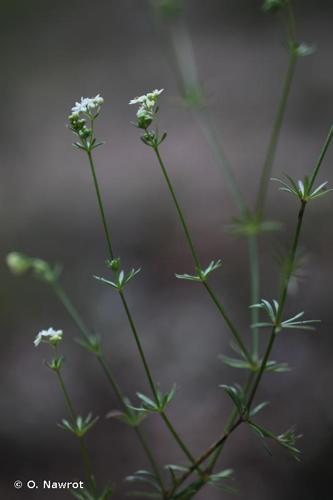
[6,252,31,275]
[71,94,104,116]
[129,95,147,105]
[129,89,164,127]
[129,89,164,107]
[34,327,63,347]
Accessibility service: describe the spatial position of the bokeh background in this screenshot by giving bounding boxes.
[1,0,333,498]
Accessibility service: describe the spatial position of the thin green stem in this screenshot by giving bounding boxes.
[202,281,253,365]
[56,369,77,421]
[152,145,253,365]
[194,107,247,215]
[87,151,114,260]
[52,281,90,340]
[78,438,97,495]
[135,427,166,494]
[119,288,200,468]
[97,354,127,409]
[118,290,158,400]
[55,369,96,494]
[161,412,197,465]
[255,50,297,217]
[247,199,306,410]
[248,235,260,360]
[308,125,333,191]
[207,371,255,471]
[153,145,201,269]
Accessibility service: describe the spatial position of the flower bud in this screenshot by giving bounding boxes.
[6,252,31,275]
[106,258,121,272]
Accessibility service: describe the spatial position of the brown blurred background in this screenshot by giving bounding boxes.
[1,0,333,498]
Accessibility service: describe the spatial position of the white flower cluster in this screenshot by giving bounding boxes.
[70,94,104,118]
[34,327,63,347]
[129,89,164,127]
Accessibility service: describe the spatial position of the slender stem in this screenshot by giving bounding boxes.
[255,51,297,217]
[248,235,260,360]
[247,199,306,411]
[153,145,201,269]
[97,354,127,409]
[87,151,114,260]
[55,369,96,494]
[52,281,90,340]
[135,427,166,494]
[166,419,242,499]
[202,280,253,365]
[207,371,255,471]
[161,412,197,465]
[56,369,77,421]
[152,145,253,365]
[194,107,247,215]
[118,290,158,400]
[119,288,200,468]
[308,125,333,191]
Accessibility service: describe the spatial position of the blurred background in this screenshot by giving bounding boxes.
[1,0,333,498]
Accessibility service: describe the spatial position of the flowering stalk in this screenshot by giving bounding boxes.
[34,329,97,496]
[51,281,166,492]
[68,96,199,472]
[130,90,253,366]
[6,253,165,494]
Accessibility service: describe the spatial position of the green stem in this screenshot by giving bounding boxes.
[308,125,333,191]
[161,412,197,465]
[118,290,158,400]
[248,235,260,360]
[202,280,253,365]
[194,107,247,215]
[119,288,200,468]
[255,50,297,217]
[135,427,166,494]
[207,371,255,471]
[247,199,306,411]
[153,145,201,269]
[152,145,253,365]
[87,151,114,260]
[55,369,96,494]
[52,281,90,340]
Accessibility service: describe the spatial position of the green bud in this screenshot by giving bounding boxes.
[6,252,31,275]
[79,127,91,139]
[47,356,64,372]
[137,115,152,130]
[106,258,121,272]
